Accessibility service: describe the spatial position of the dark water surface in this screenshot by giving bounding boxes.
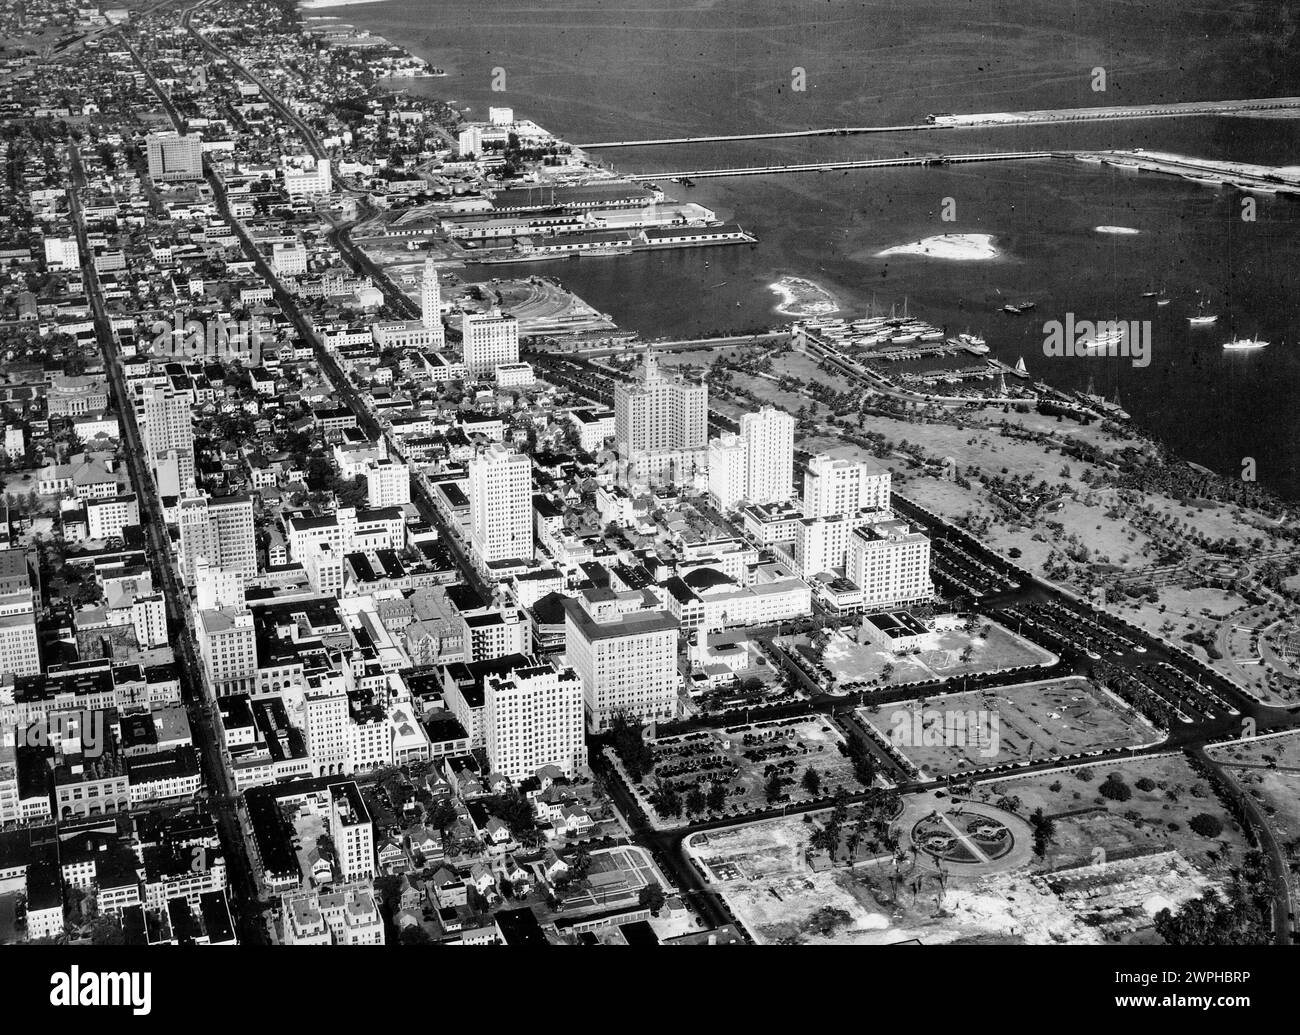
[333,0,1300,496]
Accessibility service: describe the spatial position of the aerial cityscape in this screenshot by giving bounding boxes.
[0,0,1295,994]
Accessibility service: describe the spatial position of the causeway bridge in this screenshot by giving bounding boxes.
[578,96,1300,149]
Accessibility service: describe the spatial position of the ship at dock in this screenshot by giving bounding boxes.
[948,330,989,355]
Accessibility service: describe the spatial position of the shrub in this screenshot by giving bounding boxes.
[1188,813,1223,838]
[1098,775,1132,802]
[1135,777,1156,792]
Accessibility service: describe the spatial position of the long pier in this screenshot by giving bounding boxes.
[578,96,1300,149]
[632,150,1059,180]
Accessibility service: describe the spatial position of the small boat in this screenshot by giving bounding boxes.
[1188,294,1216,325]
[1223,337,1268,351]
[1012,356,1029,377]
[1080,326,1126,352]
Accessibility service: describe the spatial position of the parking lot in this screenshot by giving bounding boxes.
[997,600,1147,659]
[931,538,1021,597]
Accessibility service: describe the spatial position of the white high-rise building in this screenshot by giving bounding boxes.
[458,125,482,158]
[145,131,204,181]
[562,587,679,731]
[709,406,795,512]
[421,257,441,331]
[365,457,410,509]
[0,591,40,677]
[461,310,519,378]
[178,494,255,582]
[282,156,332,199]
[615,349,708,455]
[271,241,308,276]
[484,656,587,781]
[43,237,80,271]
[305,687,350,777]
[468,444,532,566]
[197,607,257,695]
[131,594,168,649]
[194,558,246,611]
[329,783,375,881]
[794,515,854,578]
[614,348,708,488]
[708,433,748,511]
[137,383,194,495]
[740,405,795,505]
[846,519,933,611]
[803,453,891,518]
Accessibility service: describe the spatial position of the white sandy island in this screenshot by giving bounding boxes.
[769,276,840,317]
[876,233,999,261]
[1095,225,1140,235]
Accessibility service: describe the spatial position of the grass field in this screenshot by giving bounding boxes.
[983,754,1249,872]
[859,677,1160,778]
[818,617,1053,689]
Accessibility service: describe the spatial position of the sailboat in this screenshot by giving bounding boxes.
[1188,292,1217,325]
[1012,356,1029,378]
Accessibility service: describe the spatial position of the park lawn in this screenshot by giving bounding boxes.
[984,753,1249,873]
[860,677,1159,778]
[821,618,1052,689]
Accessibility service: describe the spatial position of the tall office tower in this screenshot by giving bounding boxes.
[845,519,934,611]
[614,347,709,487]
[803,453,892,518]
[468,443,533,566]
[365,457,411,509]
[707,432,748,511]
[304,687,350,777]
[328,783,375,881]
[740,405,795,505]
[197,607,257,695]
[421,256,441,331]
[145,131,204,181]
[484,656,587,781]
[178,494,256,583]
[207,495,256,572]
[461,310,519,378]
[178,497,216,580]
[137,383,195,495]
[562,587,679,731]
[0,591,40,677]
